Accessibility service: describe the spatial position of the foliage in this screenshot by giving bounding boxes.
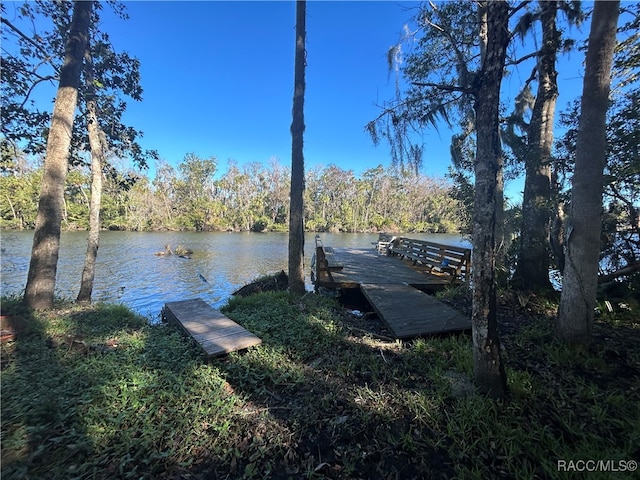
[1,293,638,478]
[0,165,41,229]
[0,155,466,234]
[173,153,218,232]
[366,1,478,172]
[1,0,157,170]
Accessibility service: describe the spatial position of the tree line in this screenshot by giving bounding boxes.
[1,0,638,400]
[0,155,466,234]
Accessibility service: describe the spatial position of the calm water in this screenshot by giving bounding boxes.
[1,231,470,320]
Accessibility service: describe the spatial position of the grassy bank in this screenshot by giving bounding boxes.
[1,291,638,479]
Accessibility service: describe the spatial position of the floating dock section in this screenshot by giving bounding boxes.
[360,283,471,339]
[163,298,261,358]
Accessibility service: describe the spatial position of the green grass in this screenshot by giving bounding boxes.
[1,292,638,479]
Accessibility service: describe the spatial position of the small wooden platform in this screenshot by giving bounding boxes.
[314,247,460,290]
[360,283,471,339]
[163,298,261,357]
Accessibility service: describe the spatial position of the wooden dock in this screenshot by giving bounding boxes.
[163,298,261,357]
[313,242,471,338]
[314,247,460,290]
[360,283,470,338]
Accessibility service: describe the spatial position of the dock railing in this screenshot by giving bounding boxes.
[314,235,344,283]
[388,237,471,284]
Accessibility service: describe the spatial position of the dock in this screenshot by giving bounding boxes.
[163,298,261,357]
[313,238,471,338]
[313,246,466,290]
[360,283,470,338]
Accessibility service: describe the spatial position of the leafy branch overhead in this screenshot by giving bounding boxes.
[366,1,481,171]
[1,0,157,169]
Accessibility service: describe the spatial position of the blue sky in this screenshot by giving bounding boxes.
[101,1,436,176]
[6,1,598,202]
[98,0,593,203]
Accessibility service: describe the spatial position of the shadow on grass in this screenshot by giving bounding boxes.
[217,291,457,479]
[1,298,98,477]
[0,297,206,478]
[3,290,638,479]
[217,290,640,480]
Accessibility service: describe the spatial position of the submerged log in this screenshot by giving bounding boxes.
[175,245,193,257]
[232,270,289,297]
[154,245,172,256]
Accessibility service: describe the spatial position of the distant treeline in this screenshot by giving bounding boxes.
[1,154,468,233]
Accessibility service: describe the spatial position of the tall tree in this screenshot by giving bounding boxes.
[174,153,217,231]
[74,2,156,300]
[557,1,620,344]
[76,36,105,304]
[554,3,640,283]
[23,1,92,310]
[288,0,306,295]
[511,1,561,293]
[470,0,510,398]
[5,1,154,305]
[366,0,511,397]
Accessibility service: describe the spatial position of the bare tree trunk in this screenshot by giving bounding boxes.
[288,0,306,295]
[513,0,558,293]
[24,1,92,310]
[471,0,510,399]
[6,195,17,222]
[550,194,566,272]
[558,1,620,344]
[77,38,105,304]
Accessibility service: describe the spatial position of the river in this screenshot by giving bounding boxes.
[1,231,470,320]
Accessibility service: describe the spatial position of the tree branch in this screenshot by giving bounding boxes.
[367,97,415,127]
[509,1,531,19]
[20,74,57,110]
[599,261,640,283]
[521,65,538,92]
[0,50,57,81]
[1,17,52,61]
[421,3,471,87]
[606,182,640,235]
[506,50,539,67]
[412,81,473,94]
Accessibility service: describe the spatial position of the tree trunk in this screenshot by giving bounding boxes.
[471,0,509,399]
[557,1,620,344]
[513,0,558,294]
[23,1,92,310]
[288,0,306,295]
[77,38,104,305]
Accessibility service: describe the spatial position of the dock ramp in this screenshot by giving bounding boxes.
[360,283,471,339]
[163,298,261,357]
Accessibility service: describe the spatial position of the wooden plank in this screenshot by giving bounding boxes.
[163,298,261,357]
[316,247,453,289]
[360,283,471,339]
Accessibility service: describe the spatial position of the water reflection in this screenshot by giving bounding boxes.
[1,231,470,319]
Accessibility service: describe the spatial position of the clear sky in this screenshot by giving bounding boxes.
[100,1,439,177]
[6,1,597,201]
[98,0,595,204]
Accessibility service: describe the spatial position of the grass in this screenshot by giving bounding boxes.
[1,291,639,479]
